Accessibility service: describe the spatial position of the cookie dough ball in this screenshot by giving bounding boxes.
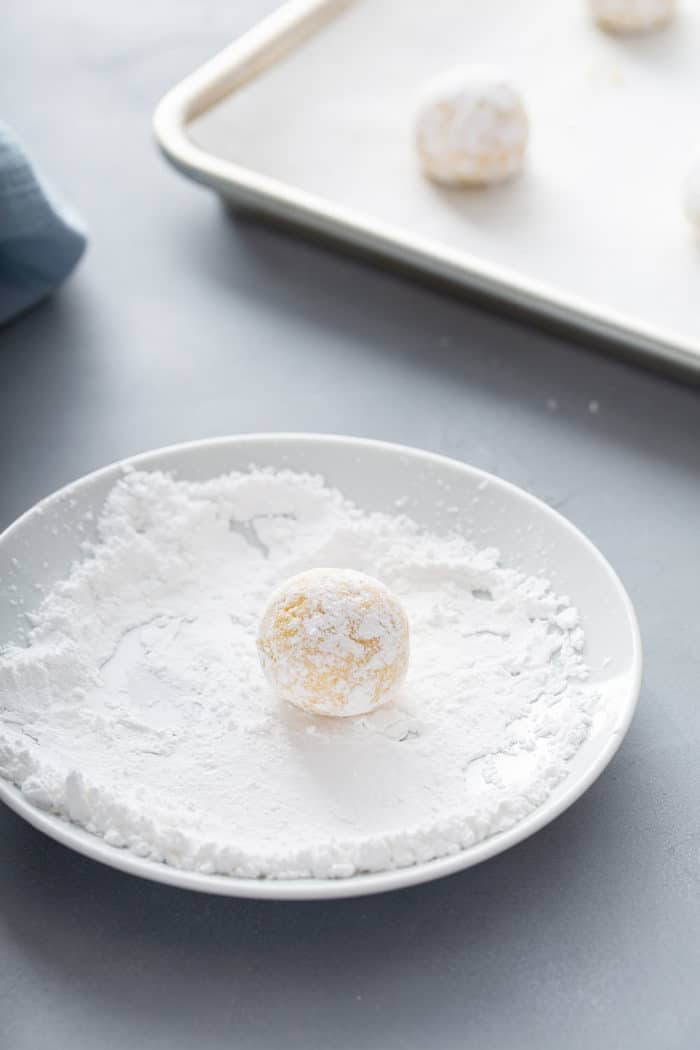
[415,65,529,187]
[683,152,700,229]
[257,568,409,717]
[589,0,675,32]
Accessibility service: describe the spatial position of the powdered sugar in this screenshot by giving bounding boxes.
[0,467,596,880]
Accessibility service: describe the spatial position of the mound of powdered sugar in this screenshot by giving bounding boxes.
[0,467,597,880]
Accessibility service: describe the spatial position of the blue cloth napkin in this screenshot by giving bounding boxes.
[0,123,86,324]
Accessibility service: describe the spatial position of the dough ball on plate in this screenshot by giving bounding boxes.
[589,0,675,32]
[415,65,529,187]
[257,568,409,717]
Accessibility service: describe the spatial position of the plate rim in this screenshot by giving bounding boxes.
[0,432,643,900]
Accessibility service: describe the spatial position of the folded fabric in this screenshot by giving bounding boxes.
[0,123,87,324]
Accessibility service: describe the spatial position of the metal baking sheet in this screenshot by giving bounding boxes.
[154,0,700,374]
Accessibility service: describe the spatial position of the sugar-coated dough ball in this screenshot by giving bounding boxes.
[683,153,700,229]
[415,65,529,187]
[589,0,675,32]
[257,568,410,717]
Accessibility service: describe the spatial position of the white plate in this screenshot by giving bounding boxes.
[0,435,641,899]
[155,0,700,375]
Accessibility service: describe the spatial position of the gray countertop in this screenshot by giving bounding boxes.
[1,3,699,1048]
